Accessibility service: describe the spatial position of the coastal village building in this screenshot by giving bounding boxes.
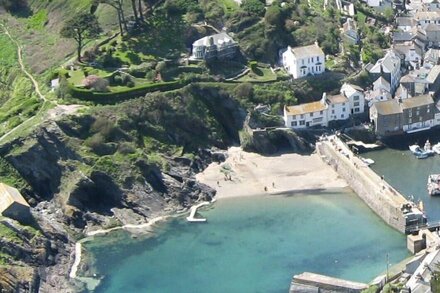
[191,32,238,61]
[0,183,31,223]
[342,18,359,44]
[369,94,440,136]
[283,83,365,129]
[368,50,402,94]
[281,43,325,79]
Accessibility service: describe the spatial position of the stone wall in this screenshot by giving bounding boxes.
[316,137,423,233]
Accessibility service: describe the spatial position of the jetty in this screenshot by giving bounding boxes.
[290,272,368,292]
[186,201,210,222]
[317,135,426,233]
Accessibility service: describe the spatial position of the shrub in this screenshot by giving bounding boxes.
[118,142,136,154]
[82,75,109,92]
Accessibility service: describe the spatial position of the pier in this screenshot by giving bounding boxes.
[290,272,368,293]
[317,135,426,233]
[186,201,210,222]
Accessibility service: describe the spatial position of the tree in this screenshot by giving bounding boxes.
[131,0,139,23]
[0,0,28,13]
[241,0,265,16]
[60,13,102,62]
[95,0,128,36]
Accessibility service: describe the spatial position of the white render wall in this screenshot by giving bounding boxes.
[283,109,328,129]
[282,48,325,79]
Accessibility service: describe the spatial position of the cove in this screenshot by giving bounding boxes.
[85,190,408,293]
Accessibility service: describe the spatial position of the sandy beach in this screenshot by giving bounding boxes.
[196,147,348,199]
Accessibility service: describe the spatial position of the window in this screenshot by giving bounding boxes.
[291,121,297,127]
[342,103,345,106]
[428,108,431,113]
[354,108,360,113]
[416,110,420,116]
[353,96,359,101]
[292,115,296,120]
[320,111,323,115]
[311,57,314,62]
[332,104,335,108]
[310,112,314,117]
[317,56,320,62]
[343,108,346,112]
[300,114,304,118]
[332,110,335,114]
[409,110,412,118]
[354,102,360,107]
[409,118,412,124]
[302,60,304,65]
[299,120,305,125]
[341,114,344,118]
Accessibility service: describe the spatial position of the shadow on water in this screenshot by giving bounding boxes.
[381,130,440,150]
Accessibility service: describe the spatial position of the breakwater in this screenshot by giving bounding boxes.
[317,135,426,233]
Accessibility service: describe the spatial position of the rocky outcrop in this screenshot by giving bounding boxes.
[0,117,220,292]
[241,128,314,155]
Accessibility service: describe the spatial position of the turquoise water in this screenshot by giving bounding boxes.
[367,148,440,221]
[86,190,408,293]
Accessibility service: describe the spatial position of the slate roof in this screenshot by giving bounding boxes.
[290,43,325,59]
[401,94,434,109]
[369,51,401,74]
[192,32,236,47]
[372,99,402,115]
[396,17,416,27]
[284,101,326,115]
[426,65,440,83]
[326,94,349,104]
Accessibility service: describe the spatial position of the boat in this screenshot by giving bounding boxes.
[361,158,375,166]
[428,174,440,196]
[424,140,436,156]
[409,144,433,158]
[433,143,440,155]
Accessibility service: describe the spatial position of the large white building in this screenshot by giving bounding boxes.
[283,84,365,129]
[281,43,325,79]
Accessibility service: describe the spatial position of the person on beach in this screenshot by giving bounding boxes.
[264,186,268,192]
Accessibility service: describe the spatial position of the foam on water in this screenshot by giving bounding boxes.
[86,190,408,293]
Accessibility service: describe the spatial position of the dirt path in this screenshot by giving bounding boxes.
[0,24,84,144]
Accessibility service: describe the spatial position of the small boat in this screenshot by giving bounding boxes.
[409,144,433,158]
[409,144,422,154]
[361,158,375,166]
[424,140,436,156]
[428,174,440,196]
[433,143,440,155]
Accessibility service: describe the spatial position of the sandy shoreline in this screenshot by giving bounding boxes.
[196,147,348,199]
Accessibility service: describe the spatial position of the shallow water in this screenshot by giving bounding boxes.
[86,190,408,293]
[366,148,440,221]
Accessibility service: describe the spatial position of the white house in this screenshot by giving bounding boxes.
[282,43,325,79]
[283,84,365,129]
[191,33,238,60]
[369,50,402,94]
[283,98,328,128]
[340,83,365,114]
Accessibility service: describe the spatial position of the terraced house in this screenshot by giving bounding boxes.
[283,84,365,129]
[369,95,440,136]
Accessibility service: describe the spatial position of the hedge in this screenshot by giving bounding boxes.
[69,80,185,104]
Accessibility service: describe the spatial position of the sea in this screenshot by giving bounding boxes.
[85,189,409,293]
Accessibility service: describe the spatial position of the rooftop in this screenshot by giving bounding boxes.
[192,32,236,47]
[326,94,349,104]
[285,100,326,116]
[0,183,29,213]
[290,43,324,59]
[401,94,434,109]
[372,99,402,115]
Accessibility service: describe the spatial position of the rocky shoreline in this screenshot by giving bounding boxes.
[0,120,221,292]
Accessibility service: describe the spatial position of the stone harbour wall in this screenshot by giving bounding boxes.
[316,136,419,233]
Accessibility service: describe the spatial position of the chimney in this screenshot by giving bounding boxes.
[314,40,319,47]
